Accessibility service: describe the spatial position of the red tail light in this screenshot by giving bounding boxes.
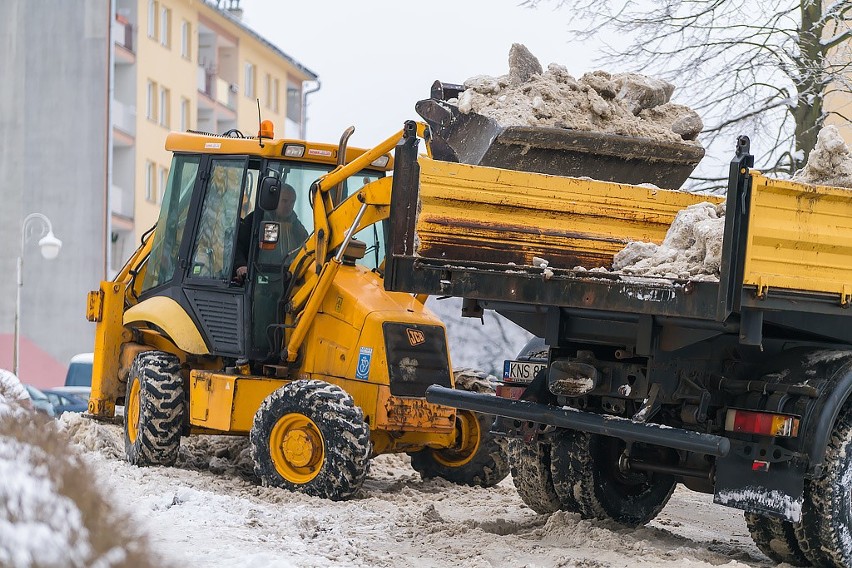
[725,409,800,437]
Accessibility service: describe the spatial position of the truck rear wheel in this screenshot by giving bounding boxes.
[792,407,852,567]
[124,351,184,466]
[506,439,564,514]
[409,370,509,487]
[744,513,808,566]
[551,431,674,526]
[250,379,371,501]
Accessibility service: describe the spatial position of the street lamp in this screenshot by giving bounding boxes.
[13,213,62,377]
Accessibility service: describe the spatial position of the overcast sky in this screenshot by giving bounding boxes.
[240,1,606,148]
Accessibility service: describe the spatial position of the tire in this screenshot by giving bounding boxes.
[792,407,852,567]
[506,438,564,514]
[250,379,371,501]
[550,431,675,526]
[409,370,510,487]
[744,513,809,566]
[124,351,184,466]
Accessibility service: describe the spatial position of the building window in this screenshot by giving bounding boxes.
[160,6,171,47]
[146,80,157,121]
[159,87,170,128]
[146,161,156,202]
[180,20,190,59]
[287,81,301,123]
[180,97,190,131]
[158,166,168,204]
[147,0,157,39]
[244,62,255,98]
[272,78,280,113]
[264,74,271,109]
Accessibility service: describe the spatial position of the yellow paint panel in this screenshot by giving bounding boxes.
[189,371,286,433]
[415,157,721,268]
[124,296,209,355]
[743,174,852,299]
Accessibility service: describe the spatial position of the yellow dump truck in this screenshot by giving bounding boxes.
[86,122,509,501]
[375,90,852,567]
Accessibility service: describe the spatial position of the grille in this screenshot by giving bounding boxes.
[194,296,241,354]
[383,322,451,397]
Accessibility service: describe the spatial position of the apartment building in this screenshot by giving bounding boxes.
[0,0,317,386]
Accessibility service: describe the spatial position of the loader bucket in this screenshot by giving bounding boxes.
[415,97,705,190]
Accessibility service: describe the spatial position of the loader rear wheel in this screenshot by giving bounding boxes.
[551,431,674,527]
[744,513,808,566]
[505,439,564,514]
[124,351,184,466]
[250,379,371,500]
[409,370,509,487]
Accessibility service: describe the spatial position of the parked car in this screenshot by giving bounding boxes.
[42,389,88,415]
[24,385,55,417]
[64,353,93,387]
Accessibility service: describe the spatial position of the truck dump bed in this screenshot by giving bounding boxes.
[384,135,852,345]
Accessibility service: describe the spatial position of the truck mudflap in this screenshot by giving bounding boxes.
[425,385,730,457]
[713,444,805,522]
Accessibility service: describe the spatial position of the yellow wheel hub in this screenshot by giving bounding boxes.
[126,377,141,444]
[269,413,325,484]
[433,410,481,468]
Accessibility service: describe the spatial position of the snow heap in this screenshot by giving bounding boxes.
[612,202,725,281]
[0,408,163,568]
[793,125,852,188]
[454,43,703,145]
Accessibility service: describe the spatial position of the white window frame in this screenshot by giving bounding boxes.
[159,87,170,127]
[160,6,170,47]
[147,0,157,39]
[158,166,168,204]
[145,161,156,202]
[180,97,190,131]
[272,78,280,113]
[244,62,255,98]
[180,20,190,59]
[146,80,157,121]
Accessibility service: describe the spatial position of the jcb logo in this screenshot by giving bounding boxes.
[406,328,425,346]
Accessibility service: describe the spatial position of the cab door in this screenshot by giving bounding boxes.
[181,157,256,357]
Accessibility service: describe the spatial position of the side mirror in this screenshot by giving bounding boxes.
[258,176,281,211]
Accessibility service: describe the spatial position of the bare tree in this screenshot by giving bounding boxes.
[525,0,852,188]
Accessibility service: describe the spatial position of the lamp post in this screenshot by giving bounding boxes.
[13,213,62,377]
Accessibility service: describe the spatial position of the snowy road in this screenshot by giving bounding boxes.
[62,415,773,568]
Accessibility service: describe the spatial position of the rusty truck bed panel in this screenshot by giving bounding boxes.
[414,156,721,269]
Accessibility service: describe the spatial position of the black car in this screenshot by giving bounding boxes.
[42,389,88,415]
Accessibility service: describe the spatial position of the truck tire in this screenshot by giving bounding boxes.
[250,379,371,501]
[506,439,564,514]
[744,513,808,566]
[550,431,675,527]
[792,407,852,567]
[124,351,184,466]
[409,370,510,487]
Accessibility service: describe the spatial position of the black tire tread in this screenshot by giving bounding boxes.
[506,439,563,514]
[250,379,371,501]
[744,512,809,566]
[124,351,184,467]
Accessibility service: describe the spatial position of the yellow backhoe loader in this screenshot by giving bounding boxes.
[86,120,509,500]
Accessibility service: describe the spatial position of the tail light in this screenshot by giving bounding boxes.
[725,409,800,437]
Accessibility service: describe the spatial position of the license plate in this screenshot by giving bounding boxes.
[502,360,548,384]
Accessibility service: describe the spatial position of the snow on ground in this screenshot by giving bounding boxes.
[27,413,773,568]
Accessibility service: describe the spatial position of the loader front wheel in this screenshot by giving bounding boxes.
[124,351,184,466]
[250,379,370,500]
[409,370,509,487]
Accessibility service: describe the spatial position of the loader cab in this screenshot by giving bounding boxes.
[139,149,387,362]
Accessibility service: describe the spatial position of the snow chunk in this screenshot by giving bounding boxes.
[793,125,852,188]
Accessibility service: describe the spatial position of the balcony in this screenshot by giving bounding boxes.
[112,100,136,145]
[110,184,135,219]
[113,16,135,65]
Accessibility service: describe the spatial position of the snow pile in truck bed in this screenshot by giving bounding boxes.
[612,202,725,281]
[793,125,852,188]
[453,43,703,145]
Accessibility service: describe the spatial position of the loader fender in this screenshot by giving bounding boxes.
[124,296,209,355]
